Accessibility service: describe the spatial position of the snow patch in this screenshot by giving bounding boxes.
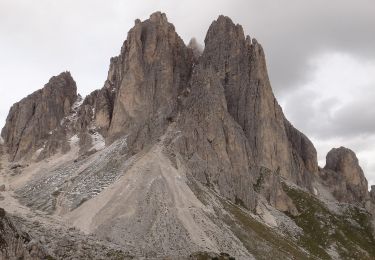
[0,136,4,145]
[90,132,105,151]
[35,148,44,157]
[69,135,80,146]
[72,95,84,110]
[61,96,84,126]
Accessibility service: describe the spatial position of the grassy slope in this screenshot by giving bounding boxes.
[189,174,375,260]
[188,177,312,259]
[283,183,375,260]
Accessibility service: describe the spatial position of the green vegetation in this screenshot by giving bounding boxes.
[188,176,375,259]
[283,183,375,260]
[253,167,271,192]
[219,198,311,260]
[105,249,133,259]
[189,178,310,259]
[190,252,235,260]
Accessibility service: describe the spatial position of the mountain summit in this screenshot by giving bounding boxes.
[1,12,375,259]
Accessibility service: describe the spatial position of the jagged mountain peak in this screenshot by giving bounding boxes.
[207,14,245,39]
[149,11,169,23]
[1,71,77,161]
[319,146,369,203]
[1,12,375,260]
[48,70,74,83]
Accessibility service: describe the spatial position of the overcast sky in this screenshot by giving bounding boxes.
[1,0,374,187]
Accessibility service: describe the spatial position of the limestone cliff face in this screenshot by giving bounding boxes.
[175,65,257,209]
[1,72,77,161]
[1,12,370,213]
[75,86,115,136]
[75,56,120,136]
[0,14,319,211]
[169,15,317,210]
[319,147,369,204]
[107,12,193,153]
[200,16,318,189]
[371,186,375,202]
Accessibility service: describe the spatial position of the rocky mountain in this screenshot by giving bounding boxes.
[1,12,375,259]
[1,72,77,161]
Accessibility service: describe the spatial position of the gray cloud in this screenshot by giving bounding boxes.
[284,80,375,140]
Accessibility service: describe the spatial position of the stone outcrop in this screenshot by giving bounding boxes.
[75,64,118,137]
[0,208,134,259]
[107,12,193,154]
[170,15,313,211]
[319,147,369,204]
[1,72,77,161]
[200,16,318,190]
[175,65,257,209]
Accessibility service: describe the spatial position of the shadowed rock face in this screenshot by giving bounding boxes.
[371,186,375,202]
[1,72,77,161]
[75,56,120,137]
[320,147,369,204]
[175,65,258,210]
[107,12,193,152]
[170,16,313,211]
[200,15,318,189]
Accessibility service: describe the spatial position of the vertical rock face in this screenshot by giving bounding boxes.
[171,15,316,210]
[371,186,375,202]
[320,147,369,203]
[283,119,319,183]
[76,55,121,136]
[0,13,318,211]
[1,72,77,161]
[200,16,317,188]
[175,65,257,209]
[107,12,193,152]
[75,85,116,136]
